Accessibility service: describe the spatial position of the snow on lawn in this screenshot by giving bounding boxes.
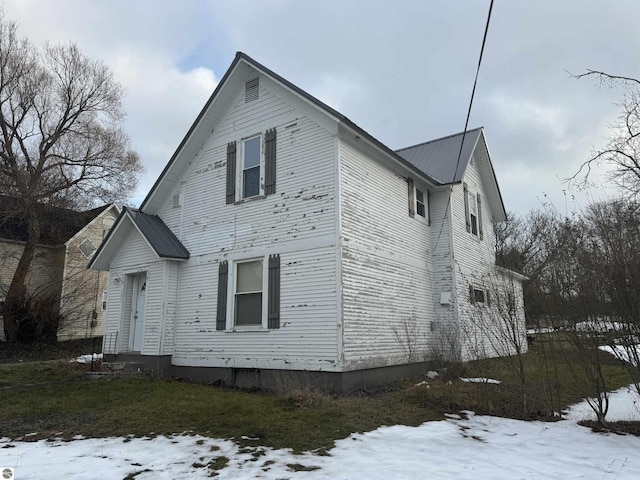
[2,388,640,479]
[600,345,640,367]
[72,354,103,364]
[459,377,502,384]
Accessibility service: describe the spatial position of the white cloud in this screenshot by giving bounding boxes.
[107,48,217,202]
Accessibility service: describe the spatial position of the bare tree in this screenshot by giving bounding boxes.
[0,15,142,341]
[570,69,640,195]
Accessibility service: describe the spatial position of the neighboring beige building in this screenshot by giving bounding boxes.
[0,198,119,341]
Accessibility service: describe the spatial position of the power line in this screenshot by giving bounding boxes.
[431,0,495,254]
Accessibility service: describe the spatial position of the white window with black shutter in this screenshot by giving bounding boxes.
[408,178,430,224]
[225,128,277,203]
[216,254,280,330]
[463,183,483,239]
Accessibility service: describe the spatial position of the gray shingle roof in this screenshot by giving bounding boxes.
[126,208,189,259]
[395,128,483,184]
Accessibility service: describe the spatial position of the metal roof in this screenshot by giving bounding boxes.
[125,208,189,259]
[395,128,483,184]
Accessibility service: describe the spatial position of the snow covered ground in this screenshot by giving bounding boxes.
[1,387,639,479]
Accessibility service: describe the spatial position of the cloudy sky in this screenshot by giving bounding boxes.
[4,0,639,215]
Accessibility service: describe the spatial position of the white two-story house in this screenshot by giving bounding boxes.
[90,53,526,391]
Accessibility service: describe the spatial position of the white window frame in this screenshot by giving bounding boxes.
[471,286,488,306]
[238,134,264,199]
[468,191,479,236]
[415,187,426,219]
[229,256,269,330]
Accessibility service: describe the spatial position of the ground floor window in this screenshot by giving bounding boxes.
[217,254,280,331]
[235,259,263,326]
[470,286,490,306]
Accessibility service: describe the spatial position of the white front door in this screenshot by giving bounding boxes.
[132,274,147,352]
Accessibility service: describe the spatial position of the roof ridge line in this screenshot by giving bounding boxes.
[395,127,484,153]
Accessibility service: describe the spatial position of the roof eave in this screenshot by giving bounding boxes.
[339,121,442,187]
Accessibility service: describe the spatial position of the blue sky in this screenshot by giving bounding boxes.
[4,0,640,215]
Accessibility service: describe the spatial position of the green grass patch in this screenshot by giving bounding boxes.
[0,337,102,363]
[0,335,635,452]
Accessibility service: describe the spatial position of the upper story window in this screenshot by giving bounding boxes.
[407,178,430,224]
[468,191,478,235]
[242,136,262,198]
[416,188,426,218]
[463,182,483,240]
[226,128,277,204]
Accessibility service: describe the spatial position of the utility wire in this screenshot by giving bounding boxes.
[432,0,495,254]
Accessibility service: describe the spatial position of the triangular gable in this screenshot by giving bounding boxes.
[89,207,189,271]
[64,204,120,247]
[140,52,442,215]
[397,128,507,222]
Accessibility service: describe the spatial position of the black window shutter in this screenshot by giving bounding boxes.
[264,128,277,195]
[469,285,475,304]
[427,190,431,226]
[226,142,236,204]
[268,254,280,329]
[463,182,470,232]
[477,192,484,240]
[216,261,228,330]
[486,290,491,307]
[407,178,415,218]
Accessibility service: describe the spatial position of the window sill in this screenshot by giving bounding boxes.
[225,326,269,333]
[233,194,267,205]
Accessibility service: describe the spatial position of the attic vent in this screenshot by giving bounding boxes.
[172,193,182,208]
[79,238,97,258]
[245,77,259,103]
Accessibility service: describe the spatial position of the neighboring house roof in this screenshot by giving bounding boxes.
[0,196,110,246]
[395,128,483,184]
[88,207,189,271]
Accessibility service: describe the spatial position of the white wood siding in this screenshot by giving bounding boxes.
[428,189,461,360]
[339,140,438,370]
[451,152,521,360]
[103,227,162,354]
[155,71,340,370]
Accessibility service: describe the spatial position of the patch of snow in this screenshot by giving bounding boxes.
[460,377,502,384]
[3,389,640,479]
[566,385,640,422]
[73,353,103,364]
[600,345,640,367]
[426,371,439,379]
[527,327,555,335]
[413,381,430,388]
[575,319,627,333]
